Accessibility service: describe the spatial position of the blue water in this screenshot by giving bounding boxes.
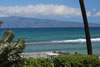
[0,27,100,54]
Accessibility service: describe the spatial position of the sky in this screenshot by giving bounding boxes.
[0,0,100,23]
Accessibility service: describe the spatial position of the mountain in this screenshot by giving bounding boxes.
[0,16,100,28]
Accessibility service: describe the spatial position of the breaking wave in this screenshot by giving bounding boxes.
[26,38,100,45]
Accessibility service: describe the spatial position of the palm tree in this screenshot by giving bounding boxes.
[79,0,92,55]
[0,30,25,67]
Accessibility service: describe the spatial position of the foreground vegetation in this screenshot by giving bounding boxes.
[14,57,53,67]
[53,54,100,67]
[13,54,100,67]
[0,30,25,67]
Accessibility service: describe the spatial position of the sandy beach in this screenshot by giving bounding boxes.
[21,51,61,58]
[21,51,100,59]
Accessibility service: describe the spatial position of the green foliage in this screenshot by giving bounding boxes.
[14,57,53,67]
[0,30,25,67]
[53,54,100,67]
[1,30,14,43]
[14,54,100,67]
[37,58,53,67]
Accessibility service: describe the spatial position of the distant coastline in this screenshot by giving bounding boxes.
[1,27,100,29]
[0,16,100,28]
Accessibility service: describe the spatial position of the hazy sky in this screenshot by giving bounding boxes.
[0,0,100,23]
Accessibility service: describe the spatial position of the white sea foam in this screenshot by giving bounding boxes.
[26,38,100,44]
[51,38,100,43]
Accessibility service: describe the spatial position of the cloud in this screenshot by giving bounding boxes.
[92,8,96,11]
[0,4,91,18]
[94,12,100,16]
[87,11,92,17]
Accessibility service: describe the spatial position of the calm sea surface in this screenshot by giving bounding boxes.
[0,27,100,54]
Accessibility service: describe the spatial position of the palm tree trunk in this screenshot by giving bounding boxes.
[79,0,93,55]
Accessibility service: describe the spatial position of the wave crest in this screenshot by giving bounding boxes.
[51,38,100,43]
[26,38,100,45]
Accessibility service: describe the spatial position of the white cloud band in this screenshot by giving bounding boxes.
[0,4,91,18]
[94,12,100,16]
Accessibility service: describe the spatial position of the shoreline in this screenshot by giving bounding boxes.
[21,51,70,58]
[21,51,100,58]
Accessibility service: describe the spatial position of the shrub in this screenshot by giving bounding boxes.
[53,54,100,67]
[14,57,53,67]
[37,58,53,67]
[14,54,100,67]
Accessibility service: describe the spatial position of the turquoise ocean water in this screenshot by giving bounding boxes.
[0,27,100,54]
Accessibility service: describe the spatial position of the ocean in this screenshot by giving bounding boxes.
[0,27,100,54]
